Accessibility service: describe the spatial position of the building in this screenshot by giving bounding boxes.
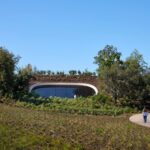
[29,75,98,98]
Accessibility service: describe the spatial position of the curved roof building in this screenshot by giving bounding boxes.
[29,75,98,98]
[30,82,98,98]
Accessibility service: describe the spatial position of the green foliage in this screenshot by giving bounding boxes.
[94,45,122,74]
[92,93,112,108]
[94,45,124,103]
[13,72,30,99]
[16,94,136,116]
[0,47,20,97]
[0,47,30,100]
[94,45,150,106]
[99,62,129,103]
[69,70,77,75]
[123,50,147,101]
[82,69,93,76]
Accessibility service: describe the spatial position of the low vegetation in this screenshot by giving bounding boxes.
[0,104,150,150]
[14,94,137,116]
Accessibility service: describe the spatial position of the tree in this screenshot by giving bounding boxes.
[0,47,19,97]
[78,70,82,75]
[123,50,147,103]
[94,45,123,103]
[100,62,126,103]
[143,71,150,101]
[12,64,34,98]
[94,46,149,105]
[94,45,122,75]
[82,69,93,76]
[125,49,147,74]
[19,64,33,75]
[47,70,51,75]
[13,69,30,99]
[69,70,77,75]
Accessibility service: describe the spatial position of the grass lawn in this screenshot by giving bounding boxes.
[0,103,150,150]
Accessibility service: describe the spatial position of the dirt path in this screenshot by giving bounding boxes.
[129,114,150,128]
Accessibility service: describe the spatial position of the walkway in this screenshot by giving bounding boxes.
[129,114,150,128]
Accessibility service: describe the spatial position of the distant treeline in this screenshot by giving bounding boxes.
[18,64,97,76]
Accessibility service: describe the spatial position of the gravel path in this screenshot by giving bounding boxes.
[129,114,150,128]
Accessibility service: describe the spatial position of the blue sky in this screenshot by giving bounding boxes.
[0,0,150,72]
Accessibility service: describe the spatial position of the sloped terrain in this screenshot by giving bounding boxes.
[0,104,150,150]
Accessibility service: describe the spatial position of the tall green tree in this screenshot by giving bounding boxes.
[123,50,147,103]
[100,62,126,103]
[0,47,19,97]
[94,46,149,105]
[94,45,123,102]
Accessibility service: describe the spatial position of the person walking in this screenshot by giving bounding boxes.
[143,107,148,123]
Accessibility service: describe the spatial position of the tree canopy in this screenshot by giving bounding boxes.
[0,47,19,97]
[94,45,150,106]
[94,45,122,75]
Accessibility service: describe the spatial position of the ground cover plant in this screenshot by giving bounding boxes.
[15,94,137,116]
[0,103,150,150]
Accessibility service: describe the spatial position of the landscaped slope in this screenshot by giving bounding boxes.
[0,104,150,150]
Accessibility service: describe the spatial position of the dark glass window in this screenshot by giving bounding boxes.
[32,85,95,98]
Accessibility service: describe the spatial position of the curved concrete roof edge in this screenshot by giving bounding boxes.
[29,82,98,95]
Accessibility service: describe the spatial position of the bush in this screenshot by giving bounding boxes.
[12,93,137,116]
[92,93,112,108]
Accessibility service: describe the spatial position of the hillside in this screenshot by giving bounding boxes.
[0,104,150,150]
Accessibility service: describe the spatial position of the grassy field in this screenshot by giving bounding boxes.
[0,103,150,150]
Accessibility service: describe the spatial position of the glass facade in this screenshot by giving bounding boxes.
[32,85,95,98]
